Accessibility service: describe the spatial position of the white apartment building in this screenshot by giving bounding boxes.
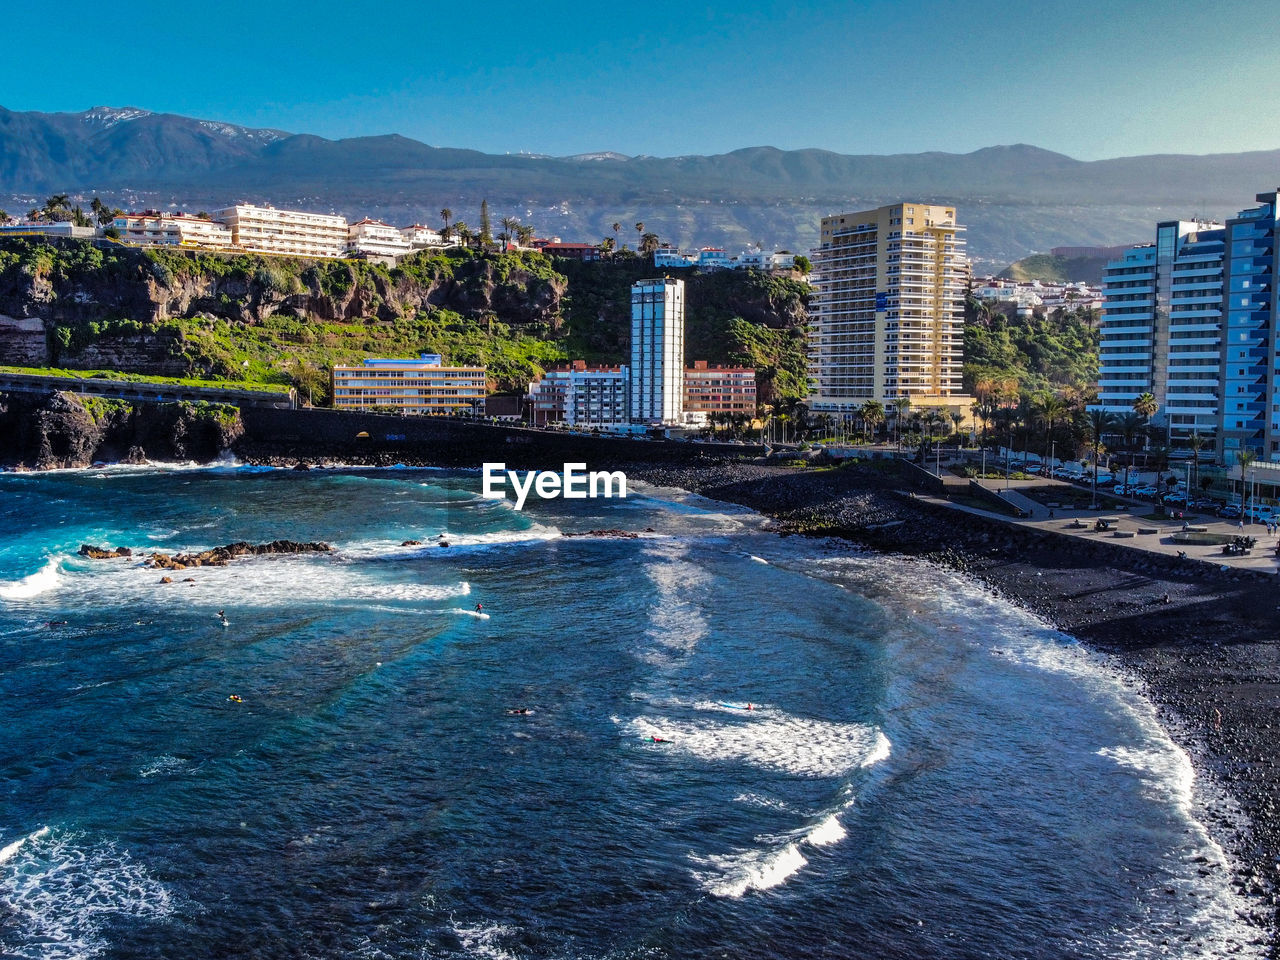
[400,224,446,249]
[528,361,629,426]
[214,204,348,259]
[111,212,233,249]
[629,277,686,424]
[809,201,969,413]
[347,219,413,259]
[1097,220,1226,444]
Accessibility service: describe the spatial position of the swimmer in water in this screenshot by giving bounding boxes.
[227,694,242,703]
[507,707,529,715]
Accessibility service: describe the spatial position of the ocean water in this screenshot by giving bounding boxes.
[0,463,1264,959]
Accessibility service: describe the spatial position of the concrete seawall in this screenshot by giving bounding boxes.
[238,407,764,468]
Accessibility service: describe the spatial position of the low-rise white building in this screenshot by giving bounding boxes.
[347,219,413,259]
[111,212,233,249]
[528,361,629,427]
[215,204,348,259]
[0,221,98,239]
[400,224,446,249]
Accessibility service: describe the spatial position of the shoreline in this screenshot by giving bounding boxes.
[624,457,1280,948]
[7,450,1278,949]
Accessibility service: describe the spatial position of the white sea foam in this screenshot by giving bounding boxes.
[138,755,189,778]
[623,714,889,778]
[450,609,491,619]
[0,827,173,959]
[452,922,520,959]
[804,813,847,847]
[732,792,795,813]
[53,549,473,613]
[642,542,710,654]
[0,827,49,866]
[748,555,769,564]
[340,525,561,559]
[690,841,808,898]
[0,559,61,601]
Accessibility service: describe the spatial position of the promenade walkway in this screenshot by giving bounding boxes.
[910,474,1280,576]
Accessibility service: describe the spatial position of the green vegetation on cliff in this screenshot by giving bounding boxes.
[964,300,1099,396]
[0,238,812,406]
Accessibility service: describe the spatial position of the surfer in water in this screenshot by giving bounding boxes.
[507,707,529,715]
[217,610,229,626]
[649,736,671,744]
[475,603,484,614]
[227,694,242,703]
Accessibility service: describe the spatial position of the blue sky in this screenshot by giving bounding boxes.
[4,0,1275,159]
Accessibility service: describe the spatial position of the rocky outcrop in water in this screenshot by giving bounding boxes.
[78,544,133,559]
[146,539,333,569]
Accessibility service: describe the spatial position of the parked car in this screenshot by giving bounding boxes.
[1112,483,1132,495]
[1162,493,1187,506]
[1133,485,1159,497]
[1245,504,1276,522]
[1218,504,1243,519]
[1188,498,1219,511]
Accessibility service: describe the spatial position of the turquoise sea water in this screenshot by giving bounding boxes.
[0,464,1264,959]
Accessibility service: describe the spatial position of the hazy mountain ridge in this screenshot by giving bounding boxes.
[1,105,1276,265]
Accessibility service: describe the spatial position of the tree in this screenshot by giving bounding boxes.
[635,222,644,244]
[612,221,621,251]
[950,410,964,442]
[639,232,660,255]
[1087,409,1117,508]
[893,396,911,449]
[1133,391,1158,420]
[70,205,92,228]
[516,224,535,247]
[1116,411,1144,490]
[1238,449,1257,516]
[479,200,492,249]
[500,216,520,250]
[440,208,453,241]
[1189,430,1203,491]
[1031,390,1066,463]
[599,237,616,258]
[453,221,471,248]
[860,400,885,442]
[792,254,812,274]
[0,209,9,224]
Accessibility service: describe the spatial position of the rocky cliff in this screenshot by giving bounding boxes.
[0,391,244,469]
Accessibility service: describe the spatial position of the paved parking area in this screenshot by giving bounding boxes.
[915,472,1279,575]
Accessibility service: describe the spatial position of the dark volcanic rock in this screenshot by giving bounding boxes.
[147,539,332,569]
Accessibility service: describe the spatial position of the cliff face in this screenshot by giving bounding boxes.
[0,238,812,399]
[0,391,244,469]
[0,239,566,366]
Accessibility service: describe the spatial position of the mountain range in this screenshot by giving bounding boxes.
[2,105,1278,267]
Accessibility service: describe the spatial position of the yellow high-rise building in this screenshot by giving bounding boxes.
[808,202,970,416]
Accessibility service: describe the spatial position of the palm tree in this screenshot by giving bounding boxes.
[1188,430,1203,491]
[1238,449,1258,518]
[639,232,660,255]
[893,396,911,449]
[42,194,70,221]
[452,222,471,249]
[635,222,644,246]
[950,410,964,443]
[860,400,885,442]
[1116,411,1144,490]
[440,208,453,241]
[516,224,535,247]
[1031,391,1067,465]
[599,237,616,258]
[500,216,520,251]
[1133,391,1158,420]
[1087,409,1117,508]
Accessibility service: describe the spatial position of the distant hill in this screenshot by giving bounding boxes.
[2,105,1277,265]
[997,253,1114,285]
